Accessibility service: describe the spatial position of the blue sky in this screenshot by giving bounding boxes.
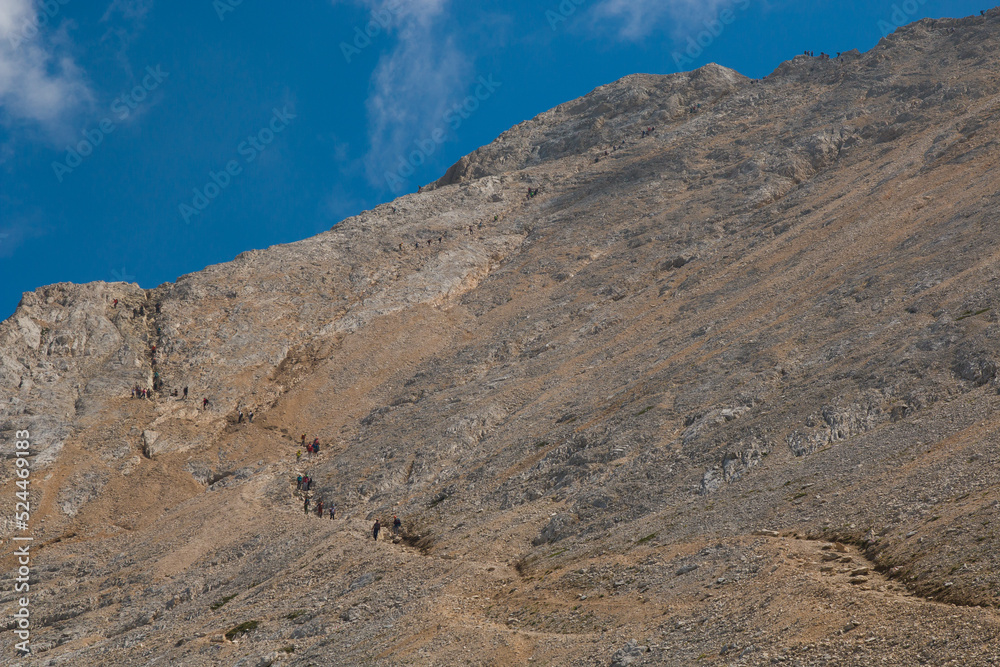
[0,0,991,319]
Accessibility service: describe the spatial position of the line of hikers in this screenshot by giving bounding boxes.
[297,434,322,458]
[371,516,402,541]
[113,296,186,403]
[301,491,335,519]
[803,50,840,60]
[298,475,334,519]
[294,474,403,541]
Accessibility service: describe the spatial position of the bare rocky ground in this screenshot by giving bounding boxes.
[4,10,1000,666]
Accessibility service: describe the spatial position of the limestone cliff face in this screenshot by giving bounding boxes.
[427,64,747,188]
[4,11,1000,666]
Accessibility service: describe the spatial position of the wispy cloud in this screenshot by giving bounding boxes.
[590,0,732,41]
[100,0,155,79]
[335,1,473,189]
[0,0,92,135]
[0,207,48,258]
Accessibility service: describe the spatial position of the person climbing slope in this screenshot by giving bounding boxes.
[372,518,381,541]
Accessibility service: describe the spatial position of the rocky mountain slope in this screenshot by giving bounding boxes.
[3,9,1000,666]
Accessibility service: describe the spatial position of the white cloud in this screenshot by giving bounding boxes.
[100,0,154,78]
[335,1,473,190]
[0,0,92,135]
[591,0,732,41]
[101,0,154,22]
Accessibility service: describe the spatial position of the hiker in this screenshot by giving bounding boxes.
[202,397,209,410]
[296,450,302,461]
[296,475,302,490]
[155,302,161,314]
[329,505,335,520]
[112,298,118,308]
[248,409,254,423]
[183,386,188,399]
[301,434,306,447]
[304,497,310,514]
[316,499,324,517]
[238,410,244,423]
[306,442,313,455]
[313,440,320,455]
[415,242,420,249]
[427,239,432,247]
[399,243,403,251]
[131,387,136,398]
[372,519,381,541]
[393,516,401,536]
